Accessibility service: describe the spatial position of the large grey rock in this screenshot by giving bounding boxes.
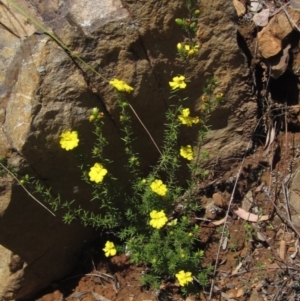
[0,0,255,298]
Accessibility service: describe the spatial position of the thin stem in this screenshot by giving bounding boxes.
[128,103,162,156]
[0,162,56,216]
[5,0,108,81]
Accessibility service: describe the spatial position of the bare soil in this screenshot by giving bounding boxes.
[34,134,300,301]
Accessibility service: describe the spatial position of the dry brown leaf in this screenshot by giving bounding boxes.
[227,288,238,298]
[232,0,246,17]
[213,192,226,208]
[255,182,265,192]
[290,239,299,259]
[256,230,266,241]
[233,207,269,222]
[236,288,244,297]
[263,121,278,167]
[279,239,286,261]
[288,246,296,252]
[232,262,243,275]
[263,122,276,156]
[242,190,253,212]
[253,9,270,27]
[212,216,227,226]
[222,236,228,250]
[271,44,291,79]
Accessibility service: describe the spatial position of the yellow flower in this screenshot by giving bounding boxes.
[149,210,168,229]
[109,79,134,93]
[178,108,200,126]
[215,92,224,101]
[103,241,117,257]
[182,44,200,56]
[60,131,79,150]
[177,43,183,51]
[180,145,194,161]
[169,75,186,90]
[184,45,190,52]
[175,270,193,286]
[150,179,168,196]
[89,163,108,183]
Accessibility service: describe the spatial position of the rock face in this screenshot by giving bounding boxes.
[257,7,300,59]
[0,0,254,298]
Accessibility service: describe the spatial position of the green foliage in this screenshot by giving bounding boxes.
[0,0,226,296]
[175,0,200,36]
[126,220,202,278]
[243,221,255,241]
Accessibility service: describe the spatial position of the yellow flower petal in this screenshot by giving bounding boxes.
[109,78,133,93]
[103,241,117,257]
[175,270,193,286]
[150,179,168,196]
[89,163,108,183]
[149,210,168,229]
[169,75,186,90]
[180,145,194,160]
[60,131,79,150]
[178,108,200,127]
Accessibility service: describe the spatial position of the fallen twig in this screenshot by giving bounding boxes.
[265,190,300,239]
[208,136,256,300]
[276,0,300,32]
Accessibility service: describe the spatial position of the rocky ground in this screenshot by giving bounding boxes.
[31,138,300,301]
[29,1,300,300]
[34,134,300,301]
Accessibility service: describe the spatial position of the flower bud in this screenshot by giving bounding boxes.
[175,18,183,25]
[89,115,95,122]
[194,10,200,15]
[190,22,196,29]
[177,43,183,51]
[215,93,224,100]
[203,170,209,176]
[188,50,195,56]
[185,45,191,52]
[91,107,99,116]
